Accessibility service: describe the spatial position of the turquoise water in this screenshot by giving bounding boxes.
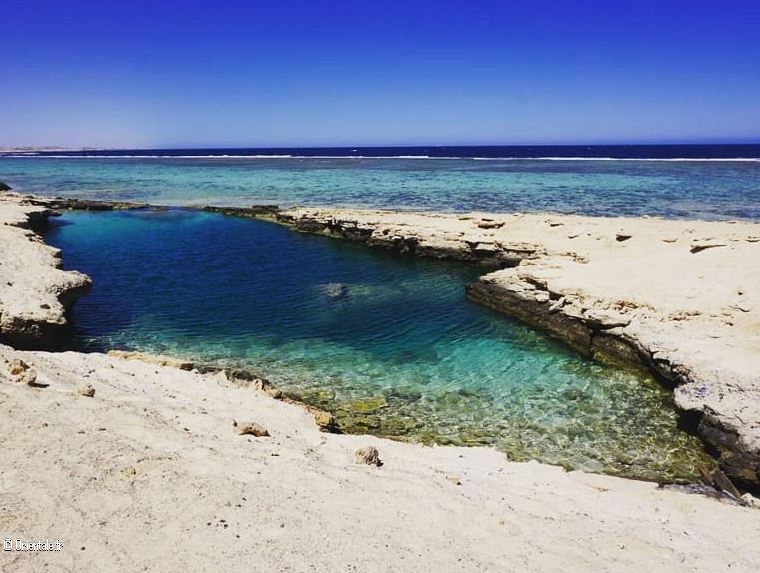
[45,210,713,482]
[2,156,759,219]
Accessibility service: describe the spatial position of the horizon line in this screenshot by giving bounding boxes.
[3,140,760,152]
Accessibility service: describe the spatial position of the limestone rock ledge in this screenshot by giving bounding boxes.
[0,192,91,348]
[237,206,760,488]
[204,205,542,267]
[466,273,760,488]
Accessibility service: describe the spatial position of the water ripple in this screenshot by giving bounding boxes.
[46,209,715,482]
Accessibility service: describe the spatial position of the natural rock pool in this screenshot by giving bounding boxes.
[45,209,714,482]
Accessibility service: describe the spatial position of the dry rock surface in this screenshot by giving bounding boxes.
[0,192,91,348]
[354,445,382,466]
[245,206,760,487]
[233,420,270,437]
[107,349,195,370]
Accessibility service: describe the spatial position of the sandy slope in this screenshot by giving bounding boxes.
[1,346,759,573]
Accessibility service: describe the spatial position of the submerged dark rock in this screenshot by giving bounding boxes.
[318,282,349,299]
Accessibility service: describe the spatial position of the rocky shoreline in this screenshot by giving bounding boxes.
[0,193,336,413]
[0,193,91,349]
[4,342,758,572]
[4,191,760,489]
[2,189,760,570]
[0,192,164,347]
[219,205,760,490]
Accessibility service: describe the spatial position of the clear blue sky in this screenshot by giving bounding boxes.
[2,0,759,148]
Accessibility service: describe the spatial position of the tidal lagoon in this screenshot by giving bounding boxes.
[44,208,712,481]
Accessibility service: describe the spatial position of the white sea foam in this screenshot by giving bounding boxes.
[2,154,758,162]
[472,157,760,162]
[0,154,448,160]
[0,154,296,159]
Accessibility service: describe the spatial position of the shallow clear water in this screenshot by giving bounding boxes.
[45,210,713,482]
[2,155,759,219]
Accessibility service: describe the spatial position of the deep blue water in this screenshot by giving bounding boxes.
[6,143,760,159]
[2,145,758,219]
[44,209,713,482]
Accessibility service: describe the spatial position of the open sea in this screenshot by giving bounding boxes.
[3,144,758,482]
[1,143,759,219]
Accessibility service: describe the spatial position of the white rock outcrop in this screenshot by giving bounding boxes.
[0,192,91,348]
